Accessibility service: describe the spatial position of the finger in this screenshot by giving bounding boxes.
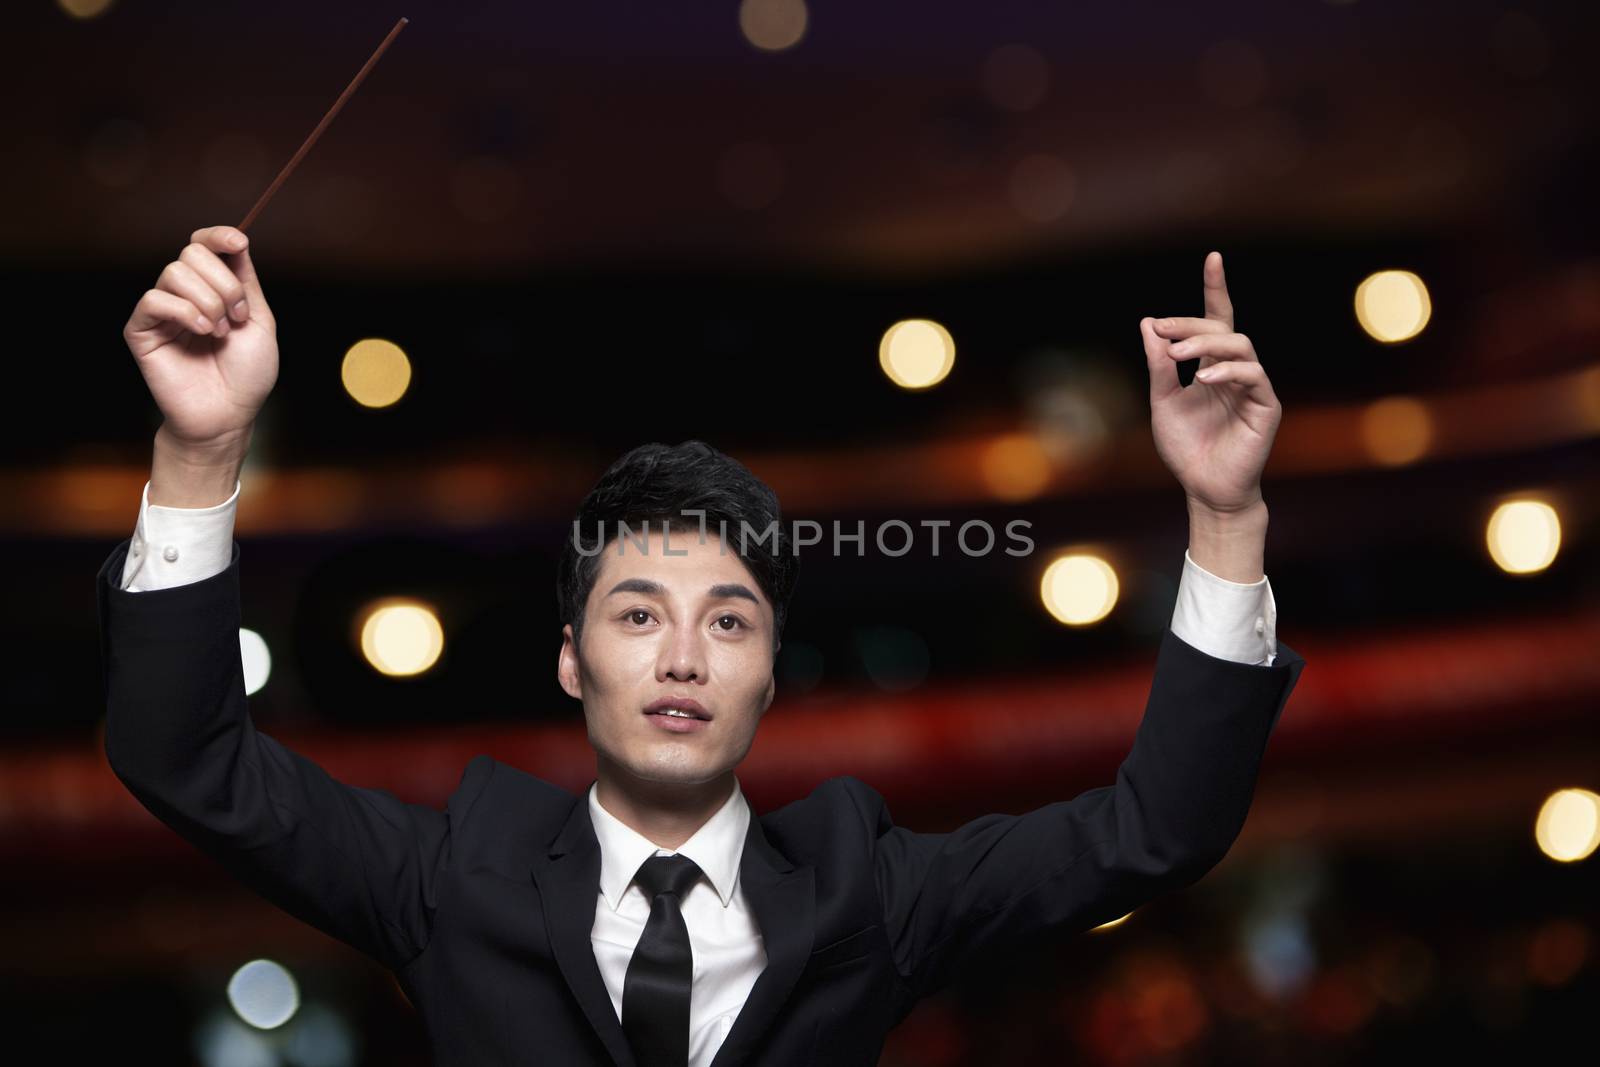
[227,244,272,321]
[1203,250,1233,331]
[190,224,249,256]
[1166,331,1258,364]
[157,260,231,336]
[1151,316,1230,342]
[191,224,272,321]
[126,287,214,342]
[1140,316,1180,400]
[1193,359,1275,405]
[180,242,249,322]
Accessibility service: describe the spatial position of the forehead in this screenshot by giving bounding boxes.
[590,528,768,603]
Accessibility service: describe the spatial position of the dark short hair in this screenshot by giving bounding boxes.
[557,441,799,656]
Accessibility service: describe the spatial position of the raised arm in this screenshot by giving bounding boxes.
[865,251,1304,1007]
[102,225,491,972]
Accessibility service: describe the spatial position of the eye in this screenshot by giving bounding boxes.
[713,613,746,632]
[624,609,655,627]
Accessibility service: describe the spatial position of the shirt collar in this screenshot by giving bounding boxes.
[589,776,749,911]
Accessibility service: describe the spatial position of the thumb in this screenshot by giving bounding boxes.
[226,244,273,320]
[1140,317,1179,402]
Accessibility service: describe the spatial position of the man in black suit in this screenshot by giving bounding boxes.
[101,225,1305,1066]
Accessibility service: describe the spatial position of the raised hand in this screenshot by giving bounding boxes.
[122,225,278,450]
[1140,251,1281,516]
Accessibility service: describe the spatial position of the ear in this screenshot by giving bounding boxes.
[760,670,776,716]
[557,623,582,701]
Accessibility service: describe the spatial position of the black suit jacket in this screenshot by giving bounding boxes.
[97,539,1306,1065]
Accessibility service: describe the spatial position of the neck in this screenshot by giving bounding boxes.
[593,758,737,852]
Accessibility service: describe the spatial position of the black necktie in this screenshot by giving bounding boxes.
[622,852,704,1067]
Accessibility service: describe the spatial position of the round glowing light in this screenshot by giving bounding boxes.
[1359,396,1434,466]
[239,628,272,696]
[1486,499,1562,574]
[226,958,300,1030]
[879,319,955,390]
[341,339,412,409]
[58,0,116,18]
[981,433,1053,501]
[1534,788,1600,863]
[359,599,445,677]
[738,0,807,52]
[1040,553,1119,626]
[1354,270,1432,343]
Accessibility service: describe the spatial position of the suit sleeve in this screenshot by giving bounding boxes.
[858,625,1307,1004]
[97,537,494,972]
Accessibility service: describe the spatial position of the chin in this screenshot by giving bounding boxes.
[624,749,727,784]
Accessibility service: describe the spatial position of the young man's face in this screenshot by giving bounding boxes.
[557,526,778,788]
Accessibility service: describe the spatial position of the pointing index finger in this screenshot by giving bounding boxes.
[1203,250,1233,330]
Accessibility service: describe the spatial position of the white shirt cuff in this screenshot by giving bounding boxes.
[1169,548,1278,666]
[120,479,241,592]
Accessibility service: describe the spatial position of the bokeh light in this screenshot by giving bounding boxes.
[239,627,271,697]
[57,0,116,19]
[359,599,445,677]
[1534,788,1600,862]
[1359,396,1434,466]
[1040,553,1119,626]
[1485,499,1561,574]
[226,958,300,1030]
[341,339,412,408]
[1355,269,1432,343]
[739,0,808,52]
[880,319,956,390]
[980,433,1053,501]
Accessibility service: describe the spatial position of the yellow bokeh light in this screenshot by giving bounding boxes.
[981,433,1053,501]
[1090,911,1132,932]
[57,0,116,19]
[879,319,956,390]
[359,599,445,677]
[1576,365,1600,431]
[1359,395,1434,466]
[1354,269,1432,343]
[1534,788,1600,863]
[739,0,808,52]
[1040,553,1119,626]
[1486,499,1562,574]
[341,339,412,408]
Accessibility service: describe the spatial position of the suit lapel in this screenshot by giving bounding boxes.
[708,796,815,1067]
[530,787,816,1067]
[531,791,637,1067]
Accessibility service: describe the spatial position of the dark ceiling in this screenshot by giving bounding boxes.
[5,0,1596,277]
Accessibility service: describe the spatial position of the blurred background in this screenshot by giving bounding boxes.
[3,0,1598,1063]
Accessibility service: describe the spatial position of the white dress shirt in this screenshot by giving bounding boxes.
[589,777,764,1067]
[116,478,1281,1064]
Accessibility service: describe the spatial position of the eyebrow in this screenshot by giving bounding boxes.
[604,577,761,605]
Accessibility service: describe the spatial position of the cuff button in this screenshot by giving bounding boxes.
[163,545,180,563]
[1254,617,1265,634]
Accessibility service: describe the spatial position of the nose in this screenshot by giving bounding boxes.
[656,622,705,684]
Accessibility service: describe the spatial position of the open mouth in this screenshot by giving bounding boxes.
[643,697,711,721]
